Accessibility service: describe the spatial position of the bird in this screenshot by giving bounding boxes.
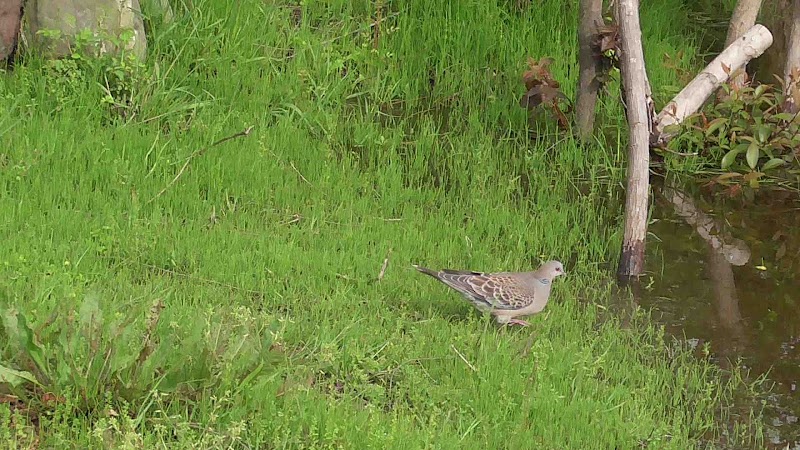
[412,260,565,326]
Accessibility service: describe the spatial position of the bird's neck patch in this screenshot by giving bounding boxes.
[537,278,551,285]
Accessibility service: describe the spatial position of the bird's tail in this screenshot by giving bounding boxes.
[412,264,439,278]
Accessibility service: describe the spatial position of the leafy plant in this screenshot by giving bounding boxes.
[595,21,621,87]
[662,83,800,186]
[518,57,571,129]
[36,27,146,120]
[0,295,280,412]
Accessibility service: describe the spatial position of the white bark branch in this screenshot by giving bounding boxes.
[655,24,773,142]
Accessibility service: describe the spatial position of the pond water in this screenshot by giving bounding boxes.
[638,182,800,448]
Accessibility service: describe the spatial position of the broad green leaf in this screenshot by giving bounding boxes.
[3,311,48,373]
[756,125,771,143]
[772,112,796,121]
[762,158,786,171]
[79,293,103,329]
[732,143,749,153]
[746,141,760,169]
[108,321,141,373]
[705,117,728,137]
[721,143,748,169]
[764,145,776,160]
[721,150,739,169]
[0,363,40,387]
[109,351,138,375]
[720,150,739,170]
[754,84,767,99]
[1,308,20,346]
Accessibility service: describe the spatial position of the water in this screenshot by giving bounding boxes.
[637,182,800,448]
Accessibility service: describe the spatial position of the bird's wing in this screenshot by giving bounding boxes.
[435,272,535,311]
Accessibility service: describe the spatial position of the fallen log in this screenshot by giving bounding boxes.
[654,24,773,144]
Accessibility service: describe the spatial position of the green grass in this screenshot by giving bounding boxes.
[0,0,762,448]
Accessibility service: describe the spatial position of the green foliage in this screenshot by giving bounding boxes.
[34,27,146,120]
[664,84,800,185]
[0,295,280,411]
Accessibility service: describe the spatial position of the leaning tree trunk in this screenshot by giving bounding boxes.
[783,0,800,112]
[575,0,604,141]
[655,25,773,141]
[723,0,764,91]
[616,0,652,279]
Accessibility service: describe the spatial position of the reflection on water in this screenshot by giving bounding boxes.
[640,182,800,448]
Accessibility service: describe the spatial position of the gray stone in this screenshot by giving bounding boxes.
[23,0,147,60]
[141,0,174,25]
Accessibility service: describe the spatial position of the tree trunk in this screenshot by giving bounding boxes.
[753,0,792,84]
[616,0,652,279]
[575,0,604,141]
[655,25,773,142]
[783,0,800,112]
[723,0,764,90]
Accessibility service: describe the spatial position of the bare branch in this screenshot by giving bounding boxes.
[148,126,254,204]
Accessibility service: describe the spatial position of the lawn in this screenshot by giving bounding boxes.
[0,0,763,448]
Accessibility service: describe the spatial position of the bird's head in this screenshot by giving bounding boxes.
[539,260,566,280]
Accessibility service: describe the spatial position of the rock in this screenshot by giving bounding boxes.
[141,0,174,26]
[23,0,147,60]
[0,0,23,61]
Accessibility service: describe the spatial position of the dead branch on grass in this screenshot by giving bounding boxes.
[148,125,254,204]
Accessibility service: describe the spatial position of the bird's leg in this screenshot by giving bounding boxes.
[507,318,530,327]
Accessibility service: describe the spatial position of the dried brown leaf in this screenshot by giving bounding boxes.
[519,85,569,109]
[522,56,559,91]
[596,24,620,55]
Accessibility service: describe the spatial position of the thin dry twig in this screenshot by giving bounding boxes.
[143,263,268,296]
[283,213,303,225]
[377,248,392,282]
[372,216,403,222]
[450,344,478,372]
[657,147,698,157]
[290,161,312,185]
[148,125,254,204]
